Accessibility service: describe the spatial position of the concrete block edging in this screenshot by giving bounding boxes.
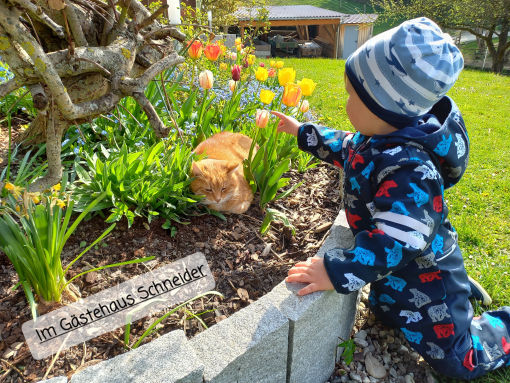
[40,210,358,383]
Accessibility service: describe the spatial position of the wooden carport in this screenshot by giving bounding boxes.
[235,5,344,58]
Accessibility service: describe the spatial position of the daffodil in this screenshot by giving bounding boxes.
[4,182,23,198]
[52,183,61,192]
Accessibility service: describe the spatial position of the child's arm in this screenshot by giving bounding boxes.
[270,111,300,136]
[271,111,354,169]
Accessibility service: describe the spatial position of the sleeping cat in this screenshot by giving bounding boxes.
[190,132,255,214]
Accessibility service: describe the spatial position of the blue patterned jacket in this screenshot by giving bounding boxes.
[296,96,469,304]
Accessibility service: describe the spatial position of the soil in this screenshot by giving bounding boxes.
[0,122,436,383]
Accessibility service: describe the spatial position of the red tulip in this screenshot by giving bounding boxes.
[231,64,241,81]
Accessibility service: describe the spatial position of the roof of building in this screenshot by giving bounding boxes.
[235,5,377,23]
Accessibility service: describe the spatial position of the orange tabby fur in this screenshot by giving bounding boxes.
[190,132,255,214]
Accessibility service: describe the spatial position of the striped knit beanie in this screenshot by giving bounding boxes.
[345,17,464,129]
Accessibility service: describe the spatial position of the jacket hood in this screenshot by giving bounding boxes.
[373,96,469,188]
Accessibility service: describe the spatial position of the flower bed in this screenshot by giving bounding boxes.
[0,34,345,382]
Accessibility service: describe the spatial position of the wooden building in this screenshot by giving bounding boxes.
[235,5,377,59]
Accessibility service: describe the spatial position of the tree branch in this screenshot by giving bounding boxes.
[136,3,168,32]
[132,91,168,137]
[9,0,66,38]
[0,79,23,99]
[64,0,88,47]
[121,52,184,92]
[144,26,186,42]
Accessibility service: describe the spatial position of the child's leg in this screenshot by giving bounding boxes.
[419,306,510,380]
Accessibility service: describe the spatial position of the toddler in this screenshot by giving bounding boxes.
[272,17,510,380]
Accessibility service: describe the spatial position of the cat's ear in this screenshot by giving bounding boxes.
[191,162,204,177]
[226,162,240,174]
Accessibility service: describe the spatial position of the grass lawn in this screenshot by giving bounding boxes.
[278,57,510,382]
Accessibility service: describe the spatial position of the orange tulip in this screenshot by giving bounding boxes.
[188,40,202,59]
[204,44,221,61]
[268,68,277,78]
[255,109,270,129]
[282,83,302,107]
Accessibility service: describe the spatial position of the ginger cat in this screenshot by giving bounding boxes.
[190,132,255,214]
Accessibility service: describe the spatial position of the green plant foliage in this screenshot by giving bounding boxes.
[0,188,153,318]
[71,139,198,228]
[124,290,223,349]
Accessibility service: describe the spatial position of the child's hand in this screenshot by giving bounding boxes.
[271,111,300,136]
[285,257,334,295]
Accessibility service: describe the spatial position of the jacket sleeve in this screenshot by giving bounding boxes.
[297,123,354,168]
[323,156,445,294]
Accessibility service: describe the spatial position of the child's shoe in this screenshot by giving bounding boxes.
[468,276,492,306]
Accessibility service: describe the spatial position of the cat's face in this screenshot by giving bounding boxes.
[190,159,240,205]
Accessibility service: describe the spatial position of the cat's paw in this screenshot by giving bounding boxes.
[228,202,251,214]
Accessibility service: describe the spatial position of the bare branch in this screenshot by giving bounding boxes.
[144,26,186,42]
[136,3,168,32]
[64,0,88,47]
[121,52,184,92]
[125,0,151,25]
[0,79,23,99]
[9,0,66,38]
[132,91,168,137]
[74,57,112,76]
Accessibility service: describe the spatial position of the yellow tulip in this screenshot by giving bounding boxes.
[219,62,228,71]
[282,83,302,107]
[270,60,276,68]
[255,67,268,82]
[298,78,317,96]
[247,54,256,65]
[278,67,296,86]
[259,89,275,104]
[276,61,284,69]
